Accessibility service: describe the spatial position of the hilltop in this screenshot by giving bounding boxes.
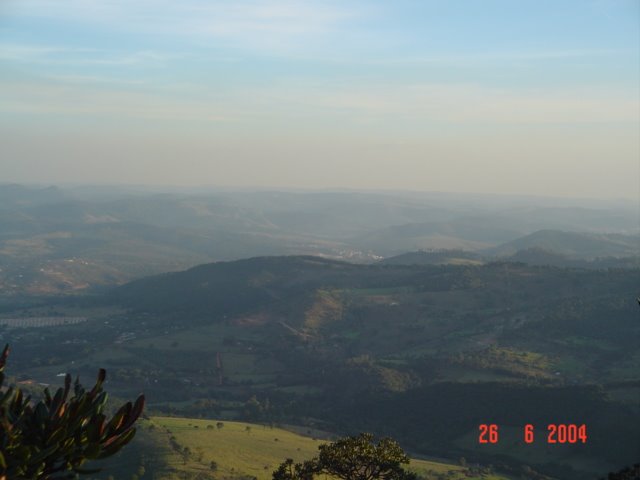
[488,229,639,259]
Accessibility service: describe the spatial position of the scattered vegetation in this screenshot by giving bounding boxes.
[124,418,507,480]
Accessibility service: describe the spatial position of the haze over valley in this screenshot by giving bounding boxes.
[1,0,639,479]
[0,183,638,480]
[0,184,637,295]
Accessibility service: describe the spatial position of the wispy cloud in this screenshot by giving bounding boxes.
[2,1,637,125]
[2,72,637,126]
[0,42,187,68]
[0,78,233,122]
[201,75,639,125]
[0,43,96,61]
[355,48,624,67]
[6,0,358,55]
[43,74,147,86]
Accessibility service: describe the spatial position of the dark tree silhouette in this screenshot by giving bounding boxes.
[273,433,417,480]
[600,463,640,480]
[272,458,314,480]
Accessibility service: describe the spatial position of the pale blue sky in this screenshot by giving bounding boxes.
[1,0,638,198]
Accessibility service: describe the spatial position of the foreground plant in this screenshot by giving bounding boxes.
[0,345,144,479]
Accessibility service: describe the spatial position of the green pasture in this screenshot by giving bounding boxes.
[147,416,512,480]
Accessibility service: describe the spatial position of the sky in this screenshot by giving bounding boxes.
[0,0,638,199]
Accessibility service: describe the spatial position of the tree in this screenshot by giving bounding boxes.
[243,395,262,421]
[0,345,145,479]
[273,433,417,480]
[272,458,313,480]
[600,463,640,480]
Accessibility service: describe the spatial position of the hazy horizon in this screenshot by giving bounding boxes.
[4,182,639,211]
[1,0,639,199]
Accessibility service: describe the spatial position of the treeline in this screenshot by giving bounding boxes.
[305,382,639,479]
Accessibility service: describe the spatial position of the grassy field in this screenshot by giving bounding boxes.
[143,416,512,480]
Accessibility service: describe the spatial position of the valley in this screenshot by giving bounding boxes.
[1,254,638,479]
[1,185,638,479]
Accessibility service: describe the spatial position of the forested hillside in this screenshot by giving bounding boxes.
[2,256,638,479]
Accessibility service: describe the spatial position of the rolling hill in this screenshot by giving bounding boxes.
[489,230,639,259]
[4,254,639,478]
[98,417,511,480]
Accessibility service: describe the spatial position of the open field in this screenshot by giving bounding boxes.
[141,417,513,480]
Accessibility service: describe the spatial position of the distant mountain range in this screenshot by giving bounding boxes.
[488,229,639,258]
[0,184,637,294]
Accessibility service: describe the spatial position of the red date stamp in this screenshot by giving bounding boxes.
[479,424,587,444]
